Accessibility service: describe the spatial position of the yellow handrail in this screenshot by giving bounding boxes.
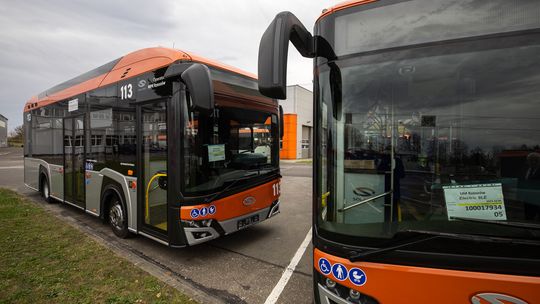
[145,173,167,223]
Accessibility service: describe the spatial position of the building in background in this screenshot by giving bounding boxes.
[279,85,313,159]
[0,114,7,147]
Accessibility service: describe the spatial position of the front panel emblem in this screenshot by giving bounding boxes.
[138,79,147,88]
[471,293,527,304]
[243,196,256,206]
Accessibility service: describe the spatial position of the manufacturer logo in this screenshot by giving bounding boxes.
[138,79,147,88]
[353,187,376,197]
[243,196,256,206]
[471,293,527,304]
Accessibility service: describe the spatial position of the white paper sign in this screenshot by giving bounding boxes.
[68,98,78,112]
[208,144,226,162]
[443,183,507,221]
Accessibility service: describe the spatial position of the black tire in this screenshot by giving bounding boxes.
[108,193,130,238]
[40,176,53,204]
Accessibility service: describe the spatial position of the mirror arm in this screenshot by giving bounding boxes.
[258,11,315,100]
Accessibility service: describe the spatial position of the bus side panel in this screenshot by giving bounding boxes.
[85,170,103,215]
[313,249,540,304]
[24,157,44,191]
[49,164,63,200]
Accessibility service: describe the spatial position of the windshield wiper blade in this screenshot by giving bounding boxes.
[450,216,540,231]
[348,229,540,262]
[204,172,258,204]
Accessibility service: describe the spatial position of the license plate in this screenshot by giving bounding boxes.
[237,214,260,230]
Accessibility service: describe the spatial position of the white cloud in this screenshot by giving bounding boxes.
[0,0,336,130]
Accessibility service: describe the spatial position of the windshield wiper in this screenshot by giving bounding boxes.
[450,216,540,231]
[348,229,540,262]
[204,171,258,204]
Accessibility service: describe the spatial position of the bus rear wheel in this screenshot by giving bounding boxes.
[108,196,130,238]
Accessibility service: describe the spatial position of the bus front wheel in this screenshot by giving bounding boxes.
[108,195,130,238]
[40,175,52,204]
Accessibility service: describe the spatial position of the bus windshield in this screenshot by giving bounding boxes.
[316,2,540,246]
[182,103,278,196]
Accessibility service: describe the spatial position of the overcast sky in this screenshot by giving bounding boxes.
[0,0,336,132]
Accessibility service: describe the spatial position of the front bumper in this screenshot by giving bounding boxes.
[184,199,280,246]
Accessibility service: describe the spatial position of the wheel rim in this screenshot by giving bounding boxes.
[43,182,49,199]
[109,200,124,230]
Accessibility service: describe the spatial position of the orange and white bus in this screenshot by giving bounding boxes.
[23,47,281,246]
[258,1,540,303]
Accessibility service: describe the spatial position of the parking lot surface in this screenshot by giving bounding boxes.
[0,147,313,304]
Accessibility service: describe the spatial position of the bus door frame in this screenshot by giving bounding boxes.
[62,113,86,210]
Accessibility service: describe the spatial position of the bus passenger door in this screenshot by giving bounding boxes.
[63,115,86,209]
[137,100,168,239]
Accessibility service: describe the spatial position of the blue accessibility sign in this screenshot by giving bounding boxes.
[318,258,331,275]
[332,263,348,281]
[190,209,200,218]
[348,268,367,286]
[209,205,216,215]
[200,207,208,217]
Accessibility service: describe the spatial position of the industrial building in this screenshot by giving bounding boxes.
[279,85,313,159]
[0,114,7,148]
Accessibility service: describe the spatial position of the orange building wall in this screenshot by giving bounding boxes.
[280,114,297,159]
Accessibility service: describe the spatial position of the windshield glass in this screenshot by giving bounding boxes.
[331,0,540,56]
[182,102,278,196]
[316,27,540,243]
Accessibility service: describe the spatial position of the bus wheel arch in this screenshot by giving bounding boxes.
[101,180,131,238]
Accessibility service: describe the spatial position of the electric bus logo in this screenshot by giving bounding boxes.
[471,293,527,304]
[353,187,375,197]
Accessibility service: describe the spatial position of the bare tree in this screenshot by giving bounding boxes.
[8,125,24,143]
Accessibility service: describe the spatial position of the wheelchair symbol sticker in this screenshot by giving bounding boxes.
[318,258,332,275]
[190,209,200,218]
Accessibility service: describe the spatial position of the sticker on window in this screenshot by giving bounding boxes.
[208,144,226,162]
[443,183,507,221]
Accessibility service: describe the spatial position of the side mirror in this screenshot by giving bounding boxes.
[182,64,214,112]
[279,105,284,139]
[165,63,214,111]
[258,11,315,100]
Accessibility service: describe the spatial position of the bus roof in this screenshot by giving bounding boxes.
[318,0,377,20]
[24,47,258,112]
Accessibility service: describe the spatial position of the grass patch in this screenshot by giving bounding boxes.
[0,189,196,304]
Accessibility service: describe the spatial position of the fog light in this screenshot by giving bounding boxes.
[325,278,336,288]
[349,289,361,300]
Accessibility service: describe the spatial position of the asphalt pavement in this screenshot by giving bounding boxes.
[0,147,314,304]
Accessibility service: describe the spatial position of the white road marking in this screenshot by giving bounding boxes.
[264,228,312,304]
[0,166,23,169]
